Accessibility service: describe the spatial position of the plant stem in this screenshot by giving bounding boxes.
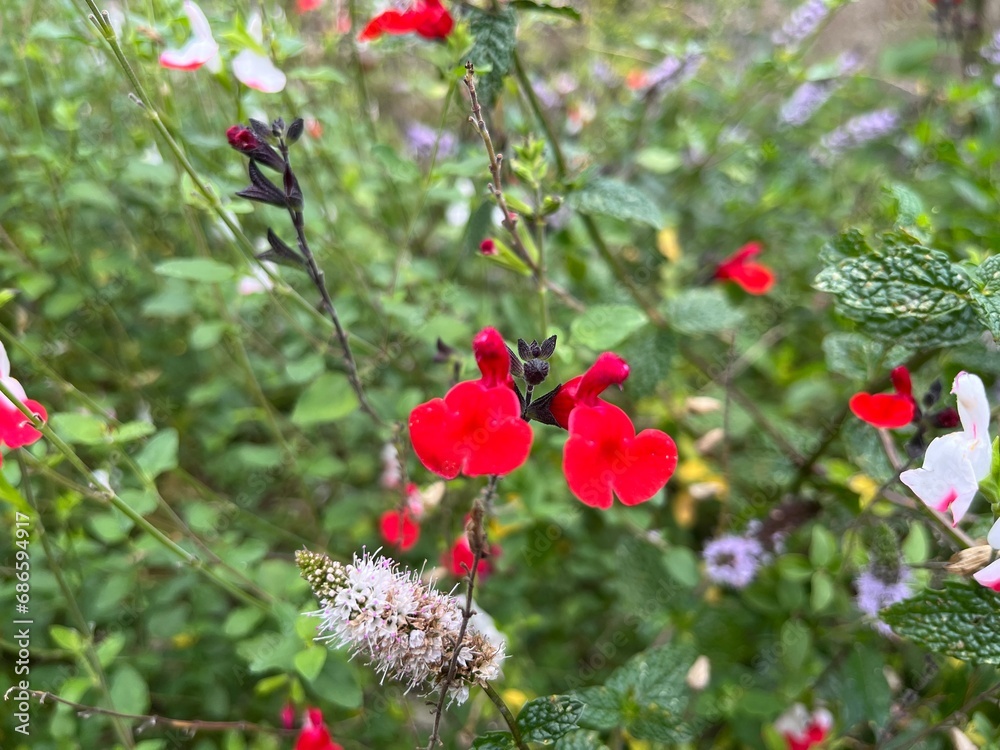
[0,380,268,611]
[16,452,136,749]
[2,687,294,737]
[481,683,529,750]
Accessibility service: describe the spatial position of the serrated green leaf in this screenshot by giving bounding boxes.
[971,255,1000,341]
[570,304,648,350]
[154,258,235,283]
[821,332,910,380]
[136,429,179,478]
[664,288,744,334]
[554,730,610,750]
[472,731,517,750]
[567,178,663,228]
[814,230,979,347]
[518,695,584,744]
[883,581,1000,663]
[468,7,517,108]
[575,644,695,742]
[291,372,360,426]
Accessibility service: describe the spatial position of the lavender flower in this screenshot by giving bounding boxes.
[982,30,1000,65]
[404,122,456,161]
[781,81,833,126]
[644,52,703,94]
[297,548,505,705]
[703,534,765,589]
[772,0,829,49]
[855,564,913,635]
[817,108,898,157]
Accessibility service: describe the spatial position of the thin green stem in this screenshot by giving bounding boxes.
[16,452,136,749]
[481,683,529,750]
[0,380,269,611]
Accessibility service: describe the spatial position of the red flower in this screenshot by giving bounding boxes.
[296,0,323,12]
[409,328,532,479]
[714,242,776,295]
[358,0,453,42]
[775,704,833,750]
[444,534,497,579]
[379,508,420,550]
[295,708,342,750]
[0,343,47,450]
[559,353,678,508]
[479,239,497,256]
[849,366,917,429]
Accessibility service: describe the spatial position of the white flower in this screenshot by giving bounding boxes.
[973,518,1000,591]
[900,372,991,526]
[232,15,286,93]
[296,548,505,704]
[159,1,220,71]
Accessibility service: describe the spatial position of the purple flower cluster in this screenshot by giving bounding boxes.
[772,0,829,49]
[779,53,860,127]
[982,30,1000,65]
[703,534,765,589]
[855,565,913,635]
[817,108,898,156]
[404,122,456,161]
[648,52,703,93]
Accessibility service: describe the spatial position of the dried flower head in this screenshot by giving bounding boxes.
[296,548,504,705]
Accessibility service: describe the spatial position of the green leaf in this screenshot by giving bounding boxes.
[291,372,360,426]
[570,304,648,350]
[970,255,1000,341]
[509,0,582,21]
[810,570,834,611]
[883,582,1000,664]
[554,730,610,750]
[136,429,179,478]
[472,731,517,750]
[518,695,584,744]
[467,7,518,109]
[574,644,695,742]
[49,625,84,652]
[664,288,745,335]
[814,230,979,347]
[111,421,157,443]
[567,178,663,228]
[827,647,891,730]
[809,525,837,568]
[294,646,327,681]
[154,258,236,283]
[110,664,150,717]
[618,326,675,398]
[821,332,910,381]
[50,413,107,445]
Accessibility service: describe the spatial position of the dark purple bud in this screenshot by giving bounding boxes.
[932,407,960,429]
[523,358,549,386]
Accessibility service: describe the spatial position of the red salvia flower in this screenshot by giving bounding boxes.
[0,342,47,450]
[409,328,532,479]
[849,366,917,429]
[714,242,776,295]
[295,708,342,750]
[296,0,323,13]
[358,0,454,42]
[444,534,497,579]
[560,353,678,508]
[379,508,420,551]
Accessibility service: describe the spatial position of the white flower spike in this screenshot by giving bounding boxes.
[900,372,992,526]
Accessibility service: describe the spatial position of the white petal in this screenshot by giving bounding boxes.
[988,518,1000,550]
[159,38,219,70]
[183,0,215,43]
[0,375,28,409]
[232,50,286,93]
[774,703,809,735]
[246,13,263,43]
[953,371,991,446]
[899,433,980,525]
[0,341,9,379]
[973,557,1000,591]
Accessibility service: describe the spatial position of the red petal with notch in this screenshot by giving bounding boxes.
[409,381,532,479]
[563,402,677,508]
[0,399,47,448]
[849,392,915,429]
[379,509,419,550]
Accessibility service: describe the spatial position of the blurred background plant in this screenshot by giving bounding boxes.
[3,0,1000,747]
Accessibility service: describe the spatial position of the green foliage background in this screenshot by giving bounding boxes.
[3,0,1000,748]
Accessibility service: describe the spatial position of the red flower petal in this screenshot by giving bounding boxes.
[0,399,47,448]
[409,381,532,479]
[849,392,915,429]
[563,402,677,508]
[296,0,323,12]
[889,365,912,397]
[379,509,420,550]
[358,0,453,41]
[295,708,342,750]
[444,535,495,578]
[473,327,512,388]
[715,242,776,295]
[550,352,630,428]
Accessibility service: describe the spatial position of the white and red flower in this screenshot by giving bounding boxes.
[900,371,991,526]
[0,341,48,460]
[973,518,1000,591]
[774,703,833,750]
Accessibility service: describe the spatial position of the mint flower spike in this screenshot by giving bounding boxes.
[296,549,505,705]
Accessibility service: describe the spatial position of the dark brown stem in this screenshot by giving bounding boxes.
[425,475,501,749]
[277,137,383,426]
[2,687,294,737]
